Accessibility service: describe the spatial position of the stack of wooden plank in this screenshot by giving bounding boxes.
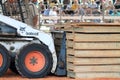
[64,22,120,78]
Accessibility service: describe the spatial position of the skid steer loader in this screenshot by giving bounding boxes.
[0,0,66,78]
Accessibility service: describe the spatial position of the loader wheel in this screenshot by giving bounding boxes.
[15,43,53,78]
[0,44,10,76]
[9,57,19,74]
[0,54,3,67]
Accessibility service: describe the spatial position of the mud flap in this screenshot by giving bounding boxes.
[54,31,66,76]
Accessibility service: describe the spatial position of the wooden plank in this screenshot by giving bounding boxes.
[67,71,120,78]
[66,32,73,40]
[73,27,120,33]
[67,56,120,65]
[74,34,120,42]
[74,50,120,57]
[74,42,120,49]
[61,29,73,31]
[66,40,73,48]
[56,23,74,31]
[55,23,73,30]
[67,63,120,72]
[67,48,74,55]
[42,24,54,26]
[72,22,120,26]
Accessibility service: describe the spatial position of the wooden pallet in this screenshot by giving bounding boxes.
[64,23,120,79]
[67,71,120,78]
[56,23,120,33]
[74,33,120,42]
[67,50,120,57]
[67,62,120,72]
[67,56,120,65]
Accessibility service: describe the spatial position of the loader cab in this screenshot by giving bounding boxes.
[0,0,37,23]
[0,21,17,36]
[0,0,24,22]
[0,1,3,14]
[0,4,2,14]
[0,0,41,29]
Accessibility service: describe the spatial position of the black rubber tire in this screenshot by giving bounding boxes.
[15,43,53,78]
[0,44,10,76]
[9,56,19,74]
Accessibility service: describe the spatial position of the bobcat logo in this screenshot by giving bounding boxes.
[19,27,26,34]
[19,27,26,31]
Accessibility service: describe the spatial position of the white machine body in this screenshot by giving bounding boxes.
[0,14,57,73]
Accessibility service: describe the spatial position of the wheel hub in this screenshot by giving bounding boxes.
[0,53,3,67]
[30,56,38,66]
[25,51,45,72]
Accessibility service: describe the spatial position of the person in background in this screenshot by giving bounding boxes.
[89,0,99,15]
[24,0,39,29]
[39,1,45,14]
[49,6,58,23]
[80,0,89,15]
[31,0,39,8]
[71,0,79,15]
[76,4,86,22]
[114,0,120,12]
[77,4,86,16]
[5,0,19,16]
[43,6,50,16]
[106,0,114,15]
[95,0,100,8]
[49,6,58,16]
[90,0,97,9]
[113,0,116,3]
[50,1,56,8]
[62,0,70,15]
[111,0,120,16]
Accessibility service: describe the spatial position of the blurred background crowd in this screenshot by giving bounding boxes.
[0,0,119,24]
[35,0,120,16]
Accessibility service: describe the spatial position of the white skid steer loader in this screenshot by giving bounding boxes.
[0,0,66,78]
